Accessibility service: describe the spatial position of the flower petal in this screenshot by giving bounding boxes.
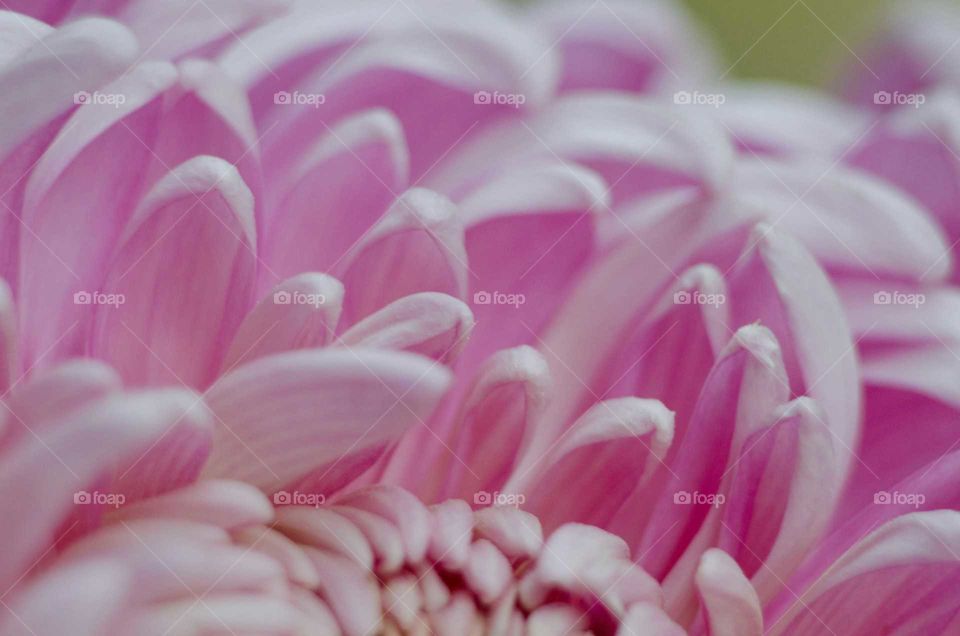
[339,292,473,364]
[336,188,468,326]
[19,61,177,367]
[201,348,451,495]
[694,548,763,636]
[259,108,408,286]
[769,510,960,636]
[92,155,257,387]
[222,272,344,371]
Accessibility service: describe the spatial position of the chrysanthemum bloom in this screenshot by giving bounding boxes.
[2,0,960,634]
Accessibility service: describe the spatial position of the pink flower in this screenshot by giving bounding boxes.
[1,1,959,634]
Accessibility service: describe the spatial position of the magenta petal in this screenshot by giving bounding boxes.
[91,156,257,387]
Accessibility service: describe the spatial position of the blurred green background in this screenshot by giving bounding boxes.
[682,0,893,85]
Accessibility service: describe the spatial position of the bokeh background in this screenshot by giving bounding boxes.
[682,0,891,85]
[515,0,960,86]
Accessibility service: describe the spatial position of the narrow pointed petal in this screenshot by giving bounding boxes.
[339,292,473,364]
[0,17,138,153]
[91,155,257,387]
[201,348,451,495]
[259,108,408,286]
[19,61,177,367]
[695,549,763,636]
[336,188,468,326]
[222,273,344,371]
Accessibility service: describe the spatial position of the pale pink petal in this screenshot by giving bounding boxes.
[617,603,686,636]
[621,325,788,582]
[63,521,285,603]
[733,157,952,281]
[201,348,451,494]
[233,525,320,589]
[0,17,138,153]
[428,499,474,571]
[694,548,763,636]
[528,0,717,94]
[122,595,303,635]
[463,538,513,605]
[336,486,432,565]
[2,359,118,443]
[516,398,674,532]
[0,12,54,70]
[474,506,543,562]
[91,155,257,388]
[769,510,960,636]
[338,292,473,364]
[453,162,605,373]
[307,548,381,636]
[0,558,129,636]
[727,225,860,478]
[275,506,374,572]
[428,93,733,206]
[259,108,408,286]
[717,84,868,156]
[0,17,139,288]
[717,399,838,605]
[0,389,205,590]
[222,272,344,371]
[108,0,290,61]
[18,61,176,367]
[336,188,467,326]
[145,60,262,213]
[849,89,960,281]
[114,479,272,529]
[0,279,18,393]
[247,1,557,180]
[399,345,550,502]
